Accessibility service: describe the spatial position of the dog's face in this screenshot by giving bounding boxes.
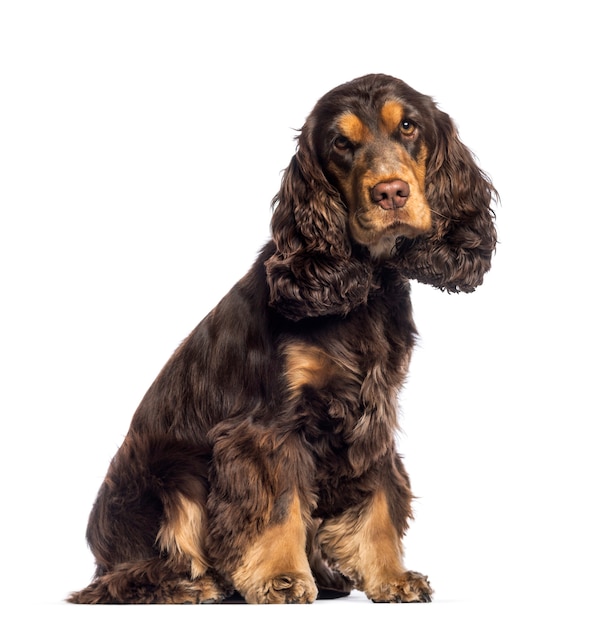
[310,78,434,257]
[268,74,496,318]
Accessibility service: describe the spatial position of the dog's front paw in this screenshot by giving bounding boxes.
[244,572,318,604]
[367,570,433,603]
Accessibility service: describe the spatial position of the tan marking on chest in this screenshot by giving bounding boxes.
[285,343,337,398]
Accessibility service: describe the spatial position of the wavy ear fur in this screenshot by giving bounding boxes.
[394,109,497,292]
[265,128,372,321]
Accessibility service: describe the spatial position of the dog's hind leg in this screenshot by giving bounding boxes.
[67,557,229,604]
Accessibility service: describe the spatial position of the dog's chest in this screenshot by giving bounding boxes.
[285,285,415,406]
[286,291,415,495]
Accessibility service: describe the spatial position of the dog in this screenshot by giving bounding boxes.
[69,73,496,604]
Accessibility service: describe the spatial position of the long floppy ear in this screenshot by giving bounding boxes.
[265,127,372,321]
[395,110,497,292]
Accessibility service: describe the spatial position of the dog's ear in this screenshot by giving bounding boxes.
[395,109,497,292]
[265,125,372,321]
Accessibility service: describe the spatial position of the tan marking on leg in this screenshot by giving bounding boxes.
[157,494,208,579]
[232,491,316,604]
[318,490,433,601]
[318,490,404,590]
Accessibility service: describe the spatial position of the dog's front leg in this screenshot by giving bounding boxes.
[207,422,317,604]
[230,488,317,604]
[317,486,433,603]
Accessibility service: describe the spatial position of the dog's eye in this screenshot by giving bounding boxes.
[333,136,352,151]
[400,119,417,137]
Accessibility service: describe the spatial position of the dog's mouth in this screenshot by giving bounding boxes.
[351,201,431,254]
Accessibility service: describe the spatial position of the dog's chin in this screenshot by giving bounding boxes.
[350,205,432,260]
[364,234,402,260]
[352,222,426,260]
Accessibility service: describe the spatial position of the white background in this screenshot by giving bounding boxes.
[1,1,612,623]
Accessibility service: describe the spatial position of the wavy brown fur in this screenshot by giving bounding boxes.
[69,74,496,604]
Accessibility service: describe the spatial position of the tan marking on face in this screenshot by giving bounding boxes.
[156,494,208,579]
[337,112,371,144]
[328,105,432,256]
[316,490,405,594]
[414,143,428,192]
[380,100,405,135]
[285,343,336,399]
[349,141,432,252]
[231,491,316,603]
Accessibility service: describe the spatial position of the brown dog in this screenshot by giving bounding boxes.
[69,74,496,604]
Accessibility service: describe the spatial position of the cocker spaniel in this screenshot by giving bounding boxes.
[69,74,497,604]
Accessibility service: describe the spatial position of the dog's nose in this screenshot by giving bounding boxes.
[370,180,410,210]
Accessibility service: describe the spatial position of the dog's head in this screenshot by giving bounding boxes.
[266,74,498,320]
